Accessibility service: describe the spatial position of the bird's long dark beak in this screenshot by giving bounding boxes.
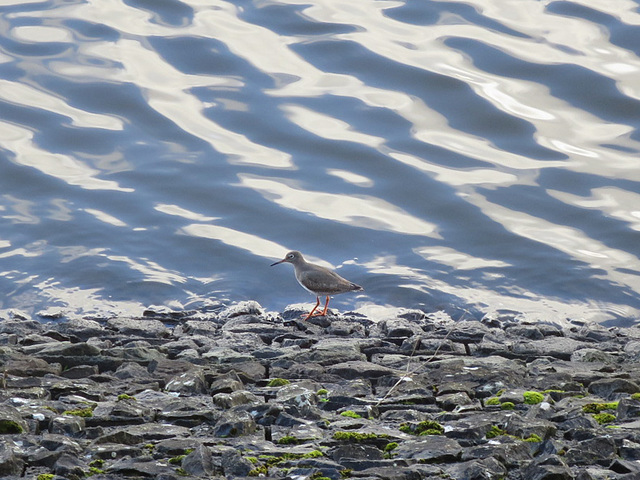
[270,259,285,266]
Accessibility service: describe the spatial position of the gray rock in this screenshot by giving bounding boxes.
[512,338,590,360]
[444,456,507,480]
[60,365,99,379]
[392,436,463,463]
[523,454,572,480]
[505,414,556,441]
[218,301,263,319]
[293,338,367,366]
[588,378,640,399]
[0,440,23,476]
[564,436,617,465]
[49,415,85,436]
[212,390,261,409]
[618,397,640,421]
[214,409,257,437]
[106,317,169,337]
[619,439,640,461]
[108,455,178,477]
[330,444,383,463]
[462,436,532,468]
[55,318,105,341]
[5,356,62,377]
[114,361,154,381]
[0,404,28,434]
[209,373,244,394]
[181,444,215,476]
[165,368,208,395]
[571,348,618,363]
[53,453,86,480]
[219,447,254,476]
[327,361,396,380]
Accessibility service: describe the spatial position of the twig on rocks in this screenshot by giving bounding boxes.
[375,312,467,407]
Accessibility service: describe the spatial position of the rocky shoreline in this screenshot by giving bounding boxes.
[1,302,640,480]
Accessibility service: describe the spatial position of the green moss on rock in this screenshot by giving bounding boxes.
[500,402,515,410]
[267,378,290,387]
[486,425,506,439]
[523,391,544,405]
[399,420,444,436]
[593,413,616,425]
[582,402,618,413]
[0,419,24,434]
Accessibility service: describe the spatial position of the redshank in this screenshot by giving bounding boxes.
[271,251,363,320]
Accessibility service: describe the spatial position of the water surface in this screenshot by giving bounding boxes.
[1,0,639,326]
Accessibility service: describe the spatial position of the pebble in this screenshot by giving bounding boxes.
[0,306,639,480]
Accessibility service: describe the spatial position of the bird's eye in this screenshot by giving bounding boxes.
[287,254,293,258]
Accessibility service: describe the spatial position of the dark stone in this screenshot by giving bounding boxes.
[209,373,244,394]
[462,437,532,468]
[327,361,395,380]
[505,414,556,441]
[60,365,99,379]
[165,368,208,395]
[564,436,617,466]
[5,356,61,377]
[588,378,640,400]
[330,444,383,463]
[0,440,23,476]
[213,409,256,437]
[219,447,253,477]
[93,430,144,445]
[108,456,177,477]
[617,398,640,421]
[392,436,463,463]
[181,444,215,476]
[212,390,261,409]
[620,439,640,461]
[49,415,85,436]
[445,456,507,480]
[106,317,169,337]
[0,405,29,434]
[523,454,572,480]
[53,453,86,480]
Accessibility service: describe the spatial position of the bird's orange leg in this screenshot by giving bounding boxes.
[319,295,330,316]
[303,296,320,320]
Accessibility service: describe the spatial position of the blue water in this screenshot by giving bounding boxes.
[0,0,639,326]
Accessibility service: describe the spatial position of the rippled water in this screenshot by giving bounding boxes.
[1,0,639,326]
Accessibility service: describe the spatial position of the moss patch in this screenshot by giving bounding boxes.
[582,402,618,413]
[486,425,506,439]
[340,410,362,419]
[523,391,544,405]
[0,419,24,434]
[399,420,444,436]
[332,431,390,442]
[593,413,616,425]
[63,407,94,417]
[267,378,290,387]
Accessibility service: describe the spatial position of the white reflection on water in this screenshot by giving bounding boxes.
[88,38,293,169]
[83,208,128,228]
[0,122,133,192]
[472,192,640,294]
[548,187,640,233]
[282,104,385,146]
[239,174,439,237]
[180,223,286,259]
[12,25,72,43]
[390,152,519,187]
[0,80,123,131]
[415,246,511,270]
